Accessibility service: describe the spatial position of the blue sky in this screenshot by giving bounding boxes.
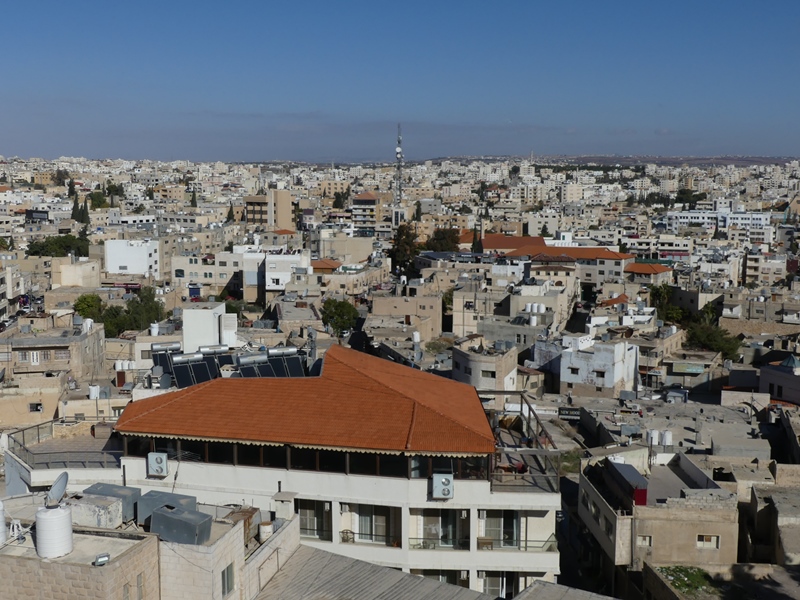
[1,1,799,162]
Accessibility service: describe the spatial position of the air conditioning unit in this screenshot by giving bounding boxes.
[431,473,454,500]
[147,452,169,478]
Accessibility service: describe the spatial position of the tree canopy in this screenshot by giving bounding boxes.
[425,228,460,252]
[27,234,89,257]
[73,287,165,338]
[320,298,359,338]
[387,224,419,277]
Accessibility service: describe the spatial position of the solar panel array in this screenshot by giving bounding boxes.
[157,350,308,389]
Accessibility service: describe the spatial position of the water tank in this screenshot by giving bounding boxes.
[412,331,421,344]
[538,304,546,314]
[35,506,73,559]
[530,315,538,326]
[150,322,159,336]
[88,385,100,400]
[525,303,533,313]
[0,500,6,545]
[646,429,660,446]
[114,360,124,371]
[611,293,619,299]
[308,266,314,275]
[82,318,93,333]
[662,430,673,446]
[126,360,135,370]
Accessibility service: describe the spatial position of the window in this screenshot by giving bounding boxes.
[123,583,130,600]
[569,367,579,375]
[358,504,389,543]
[464,367,472,375]
[17,351,29,362]
[604,516,614,538]
[778,385,783,398]
[29,402,43,413]
[136,573,144,600]
[119,265,128,271]
[55,349,71,360]
[175,269,185,278]
[697,534,719,549]
[567,382,574,389]
[218,261,227,267]
[594,370,605,378]
[769,383,775,396]
[596,387,603,392]
[221,563,234,596]
[481,370,496,379]
[141,350,152,360]
[637,535,652,547]
[453,361,460,371]
[41,350,51,361]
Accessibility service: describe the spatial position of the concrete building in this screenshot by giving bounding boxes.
[559,336,639,398]
[244,191,295,231]
[578,447,738,597]
[4,346,562,594]
[104,239,161,281]
[451,335,519,408]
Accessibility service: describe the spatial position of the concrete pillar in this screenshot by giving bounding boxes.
[331,501,341,546]
[401,505,411,551]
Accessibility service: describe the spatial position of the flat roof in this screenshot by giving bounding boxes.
[0,528,146,566]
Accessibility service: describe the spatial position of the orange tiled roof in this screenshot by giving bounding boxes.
[481,234,546,251]
[271,229,296,235]
[598,294,629,307]
[115,345,495,455]
[311,258,342,270]
[508,246,635,261]
[624,263,672,274]
[353,191,378,200]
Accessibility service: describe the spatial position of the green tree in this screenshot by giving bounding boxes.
[191,191,197,208]
[132,204,146,214]
[414,201,422,221]
[26,234,89,257]
[387,224,419,277]
[509,165,520,178]
[320,298,359,338]
[146,188,154,200]
[70,196,81,221]
[74,294,104,321]
[332,192,346,209]
[80,198,90,224]
[441,287,454,314]
[426,228,460,252]
[471,227,483,254]
[686,323,741,360]
[226,203,235,223]
[88,191,108,210]
[51,169,70,186]
[540,224,551,237]
[67,179,76,198]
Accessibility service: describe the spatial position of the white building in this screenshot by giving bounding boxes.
[4,346,561,596]
[560,336,639,398]
[104,239,161,280]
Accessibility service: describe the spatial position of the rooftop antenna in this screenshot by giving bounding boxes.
[394,124,403,206]
[45,472,69,508]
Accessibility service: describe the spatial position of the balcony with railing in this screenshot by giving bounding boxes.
[490,393,561,494]
[409,536,469,550]
[7,419,122,470]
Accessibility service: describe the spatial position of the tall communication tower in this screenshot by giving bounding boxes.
[394,124,403,205]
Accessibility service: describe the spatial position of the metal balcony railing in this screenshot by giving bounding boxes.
[409,537,470,550]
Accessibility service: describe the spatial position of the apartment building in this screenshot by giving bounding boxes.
[104,239,161,280]
[244,190,295,231]
[4,346,561,596]
[451,336,519,409]
[578,448,738,597]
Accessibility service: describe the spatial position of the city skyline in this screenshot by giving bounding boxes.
[2,1,799,161]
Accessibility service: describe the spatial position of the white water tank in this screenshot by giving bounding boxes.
[258,521,274,543]
[662,430,673,446]
[82,318,93,333]
[114,360,123,371]
[647,429,660,446]
[88,385,100,400]
[525,303,533,313]
[125,360,135,370]
[150,322,159,336]
[538,304,546,314]
[0,500,6,545]
[530,315,538,326]
[412,331,421,344]
[35,506,73,559]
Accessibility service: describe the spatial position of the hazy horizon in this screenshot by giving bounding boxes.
[2,1,799,162]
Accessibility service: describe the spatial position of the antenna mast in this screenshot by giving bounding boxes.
[394,124,403,206]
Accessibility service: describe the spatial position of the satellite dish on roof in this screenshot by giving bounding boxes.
[45,472,69,508]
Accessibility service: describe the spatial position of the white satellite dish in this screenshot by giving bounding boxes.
[45,472,69,508]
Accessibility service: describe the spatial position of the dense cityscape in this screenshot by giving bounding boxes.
[0,147,799,600]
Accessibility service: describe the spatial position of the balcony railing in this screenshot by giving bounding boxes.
[7,419,121,470]
[300,528,332,542]
[340,530,402,547]
[409,537,470,550]
[476,534,557,552]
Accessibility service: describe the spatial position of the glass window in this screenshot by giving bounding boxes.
[221,563,234,596]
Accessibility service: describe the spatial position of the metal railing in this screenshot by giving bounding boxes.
[476,534,557,552]
[340,530,402,547]
[300,528,333,542]
[409,537,470,550]
[7,419,121,471]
